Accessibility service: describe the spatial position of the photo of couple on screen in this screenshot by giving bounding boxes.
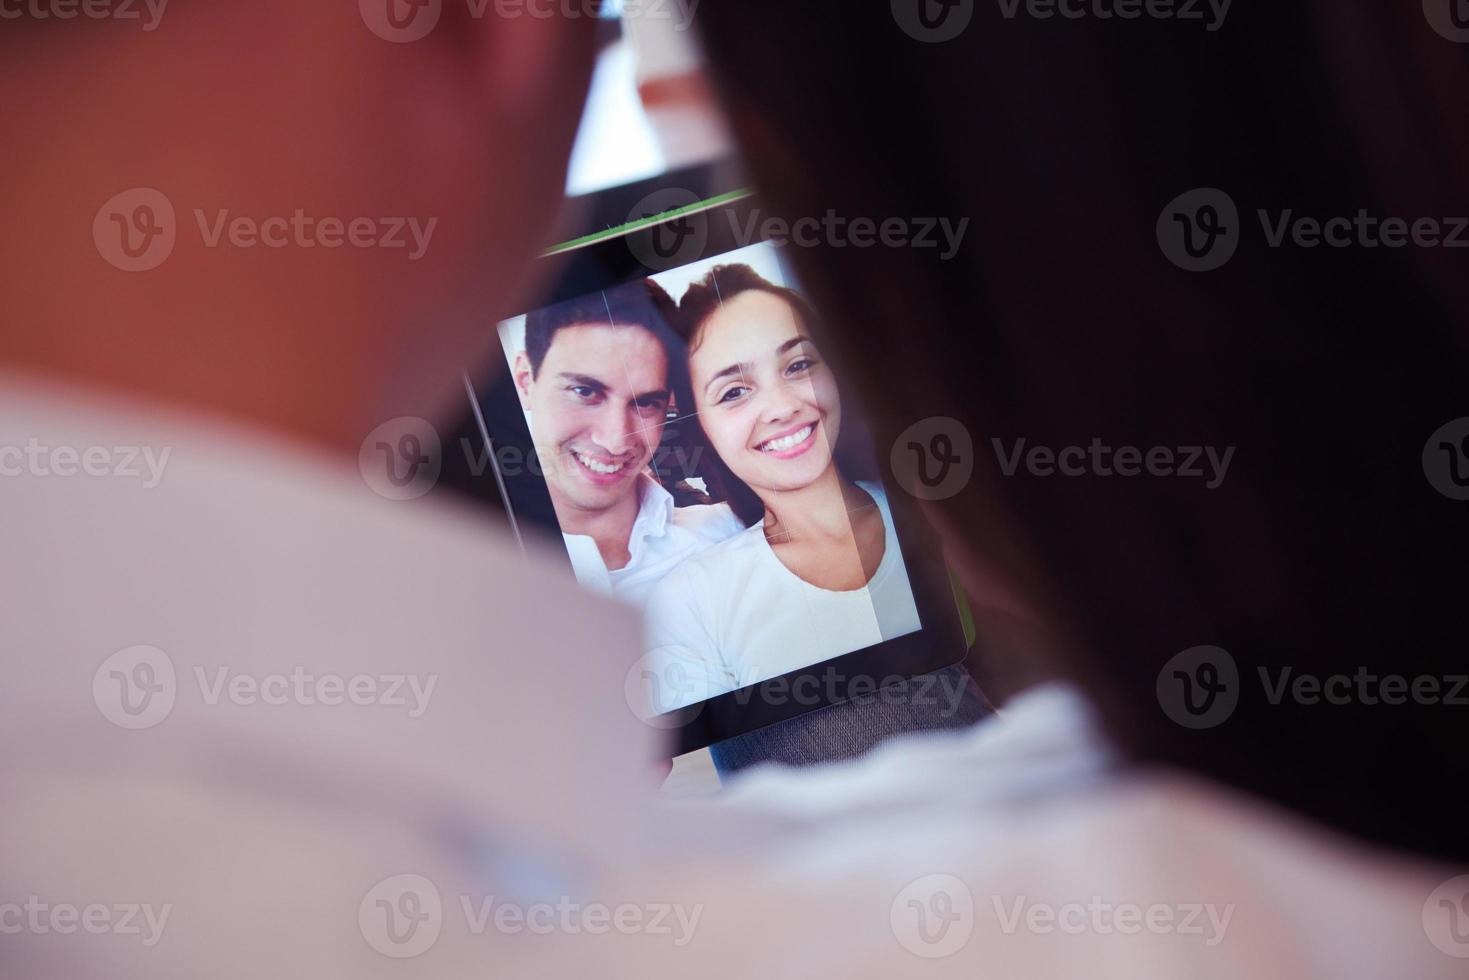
[497,243,922,715]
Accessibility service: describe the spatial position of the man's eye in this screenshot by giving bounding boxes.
[633,397,667,414]
[570,386,600,401]
[717,385,750,404]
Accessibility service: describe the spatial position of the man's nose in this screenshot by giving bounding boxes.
[589,404,639,456]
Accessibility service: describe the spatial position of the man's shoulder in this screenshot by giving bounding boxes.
[647,519,762,603]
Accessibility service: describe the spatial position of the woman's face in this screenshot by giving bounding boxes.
[688,290,842,495]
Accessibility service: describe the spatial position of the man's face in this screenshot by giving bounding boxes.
[517,323,671,518]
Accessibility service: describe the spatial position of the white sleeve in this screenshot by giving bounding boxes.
[643,565,735,712]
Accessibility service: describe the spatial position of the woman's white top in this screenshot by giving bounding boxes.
[644,481,922,710]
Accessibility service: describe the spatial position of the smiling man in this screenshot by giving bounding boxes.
[513,279,744,606]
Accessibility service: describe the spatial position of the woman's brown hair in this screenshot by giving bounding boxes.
[693,3,1469,862]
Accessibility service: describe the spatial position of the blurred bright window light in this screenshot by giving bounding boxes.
[566,25,666,197]
[565,5,732,197]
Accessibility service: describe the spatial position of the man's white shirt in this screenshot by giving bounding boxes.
[561,473,745,608]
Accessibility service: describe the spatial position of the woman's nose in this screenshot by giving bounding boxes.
[758,384,805,424]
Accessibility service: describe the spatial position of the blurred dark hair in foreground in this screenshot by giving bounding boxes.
[694,3,1469,862]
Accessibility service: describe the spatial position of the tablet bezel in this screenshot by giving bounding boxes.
[469,191,971,754]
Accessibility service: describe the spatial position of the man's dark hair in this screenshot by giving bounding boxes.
[523,278,684,391]
[694,4,1469,862]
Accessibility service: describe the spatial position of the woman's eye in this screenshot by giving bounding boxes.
[717,385,750,404]
[786,358,816,376]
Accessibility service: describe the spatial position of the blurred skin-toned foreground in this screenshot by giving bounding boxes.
[4,3,1468,978]
[0,6,663,978]
[1,3,594,448]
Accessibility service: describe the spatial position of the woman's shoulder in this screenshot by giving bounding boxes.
[854,479,890,512]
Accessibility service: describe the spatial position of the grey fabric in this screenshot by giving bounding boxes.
[709,665,990,774]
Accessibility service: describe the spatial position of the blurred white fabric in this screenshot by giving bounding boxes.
[3,372,1461,978]
[0,371,658,977]
[554,769,1464,978]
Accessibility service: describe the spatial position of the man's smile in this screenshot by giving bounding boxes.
[569,448,634,484]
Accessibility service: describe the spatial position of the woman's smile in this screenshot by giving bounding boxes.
[754,420,819,459]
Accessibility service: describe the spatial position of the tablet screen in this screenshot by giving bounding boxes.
[494,240,927,719]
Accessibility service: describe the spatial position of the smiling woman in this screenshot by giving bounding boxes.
[643,263,923,710]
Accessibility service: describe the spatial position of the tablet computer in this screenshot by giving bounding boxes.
[465,188,969,754]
